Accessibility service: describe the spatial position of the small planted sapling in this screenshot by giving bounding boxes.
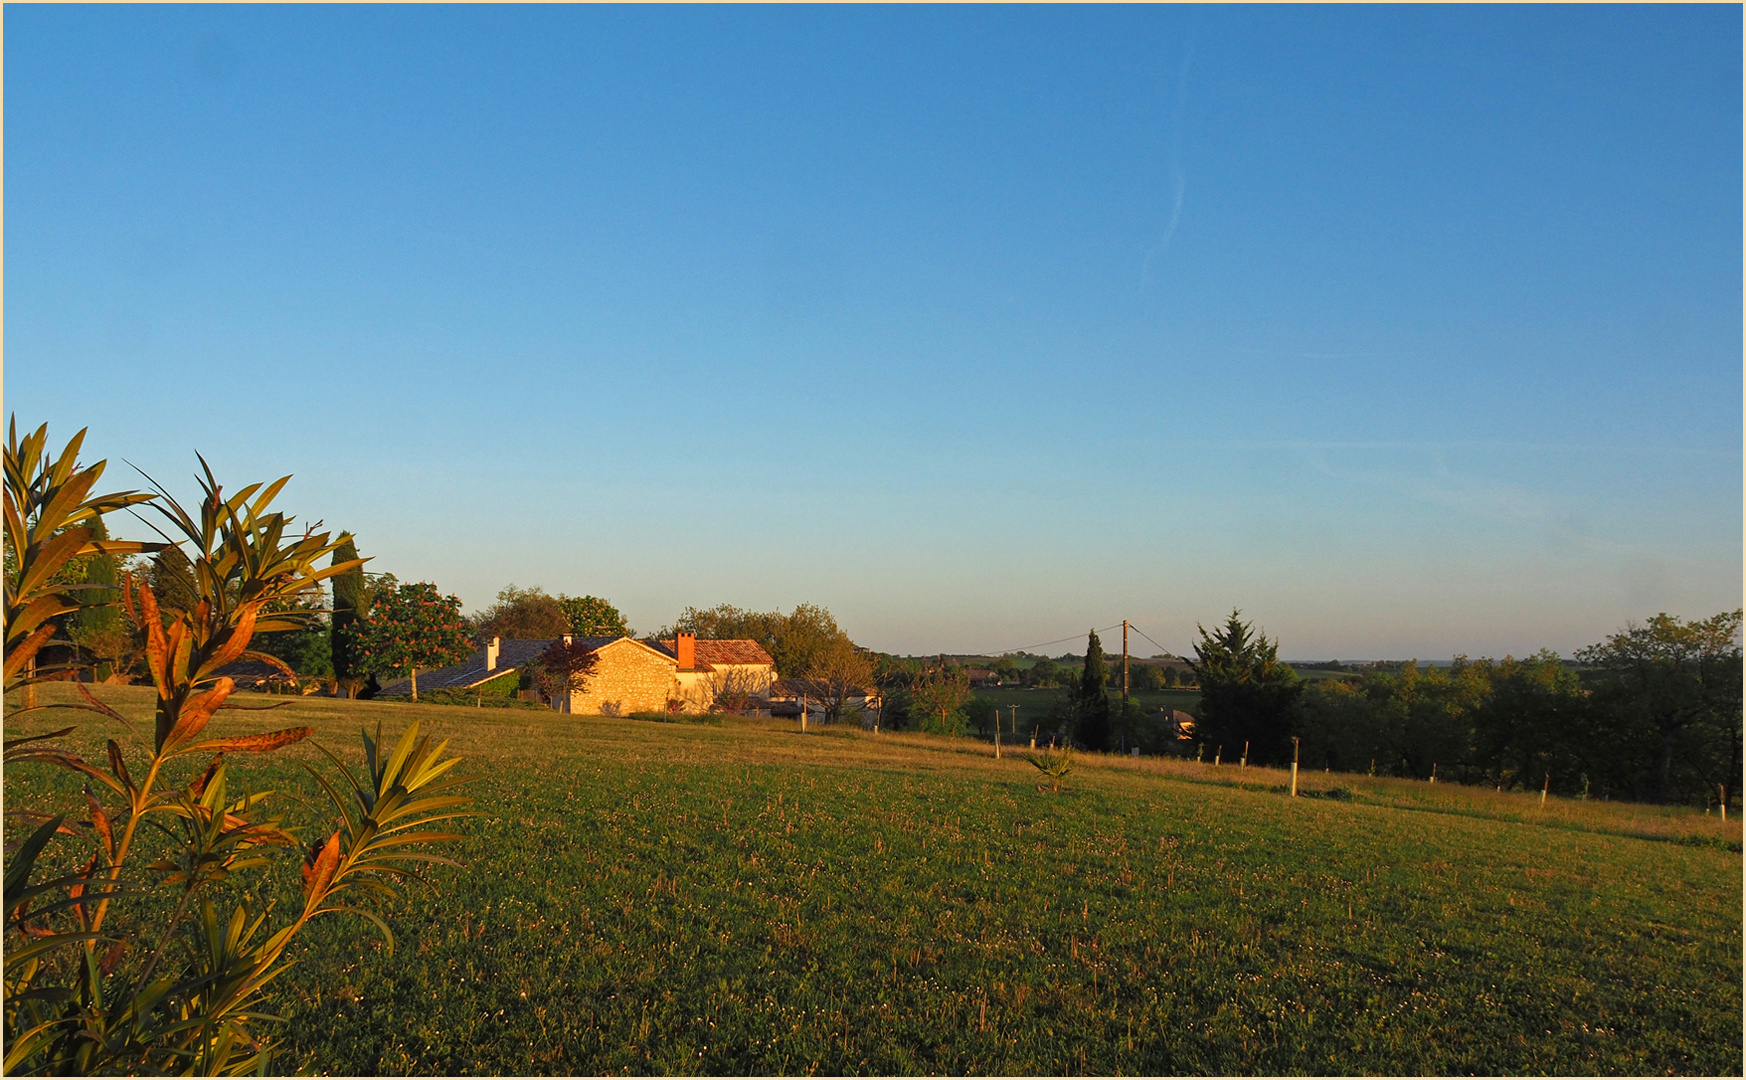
[1027,746,1075,793]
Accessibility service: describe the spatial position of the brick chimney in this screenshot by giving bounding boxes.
[486,636,500,671]
[677,632,696,670]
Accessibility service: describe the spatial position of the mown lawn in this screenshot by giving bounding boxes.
[6,685,1741,1075]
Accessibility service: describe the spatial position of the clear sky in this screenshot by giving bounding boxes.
[7,5,1740,660]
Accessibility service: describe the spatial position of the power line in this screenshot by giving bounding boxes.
[988,623,1126,658]
[1127,623,1178,659]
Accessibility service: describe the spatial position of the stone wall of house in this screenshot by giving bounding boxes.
[673,663,778,713]
[567,641,679,716]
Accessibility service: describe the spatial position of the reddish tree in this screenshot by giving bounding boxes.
[531,637,601,709]
[356,582,472,700]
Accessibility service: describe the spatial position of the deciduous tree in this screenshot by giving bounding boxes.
[666,602,853,678]
[473,584,568,642]
[357,582,473,700]
[560,594,630,638]
[804,638,876,724]
[910,663,972,735]
[530,636,602,709]
[1577,610,1743,804]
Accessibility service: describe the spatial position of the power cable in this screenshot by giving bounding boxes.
[986,623,1126,658]
[1127,623,1179,659]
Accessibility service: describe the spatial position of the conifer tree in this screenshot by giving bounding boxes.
[1075,629,1113,751]
[330,538,367,698]
[69,517,124,679]
[1190,610,1302,765]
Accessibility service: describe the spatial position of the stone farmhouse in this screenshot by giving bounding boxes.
[376,632,776,715]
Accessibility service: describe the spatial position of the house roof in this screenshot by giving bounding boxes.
[654,638,775,668]
[374,638,557,696]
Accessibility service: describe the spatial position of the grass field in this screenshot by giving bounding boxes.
[6,685,1741,1075]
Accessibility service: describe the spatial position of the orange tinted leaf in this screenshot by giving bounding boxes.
[85,789,113,859]
[189,727,313,755]
[3,622,57,683]
[138,583,168,690]
[202,605,259,675]
[301,830,341,900]
[98,938,128,975]
[106,739,134,795]
[163,678,234,750]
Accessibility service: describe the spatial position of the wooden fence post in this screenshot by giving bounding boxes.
[1540,772,1550,806]
[1241,741,1248,767]
[1290,737,1300,797]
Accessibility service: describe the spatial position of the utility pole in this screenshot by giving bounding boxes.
[1121,620,1130,752]
[1121,620,1130,706]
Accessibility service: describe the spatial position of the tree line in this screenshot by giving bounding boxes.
[1188,609,1741,808]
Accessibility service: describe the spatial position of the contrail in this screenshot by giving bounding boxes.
[1140,165,1186,289]
[1141,21,1199,296]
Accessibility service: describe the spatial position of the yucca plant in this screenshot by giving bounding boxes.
[4,420,472,1075]
[1026,746,1075,793]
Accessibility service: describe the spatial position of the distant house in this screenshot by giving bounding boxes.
[212,658,304,693]
[377,632,776,715]
[558,633,776,715]
[766,677,882,720]
[373,637,550,698]
[1167,709,1196,739]
[666,636,779,712]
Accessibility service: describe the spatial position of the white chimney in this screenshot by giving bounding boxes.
[486,636,500,671]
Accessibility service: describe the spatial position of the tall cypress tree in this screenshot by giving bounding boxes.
[70,517,122,679]
[1076,629,1113,751]
[330,539,367,698]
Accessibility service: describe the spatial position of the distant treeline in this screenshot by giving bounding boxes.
[1190,610,1742,808]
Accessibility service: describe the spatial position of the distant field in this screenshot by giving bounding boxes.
[1285,667,1363,682]
[7,685,1740,1075]
[971,686,1201,732]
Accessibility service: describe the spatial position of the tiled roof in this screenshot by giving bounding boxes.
[374,638,556,696]
[699,640,775,666]
[654,638,775,668]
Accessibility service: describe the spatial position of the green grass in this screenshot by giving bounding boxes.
[6,685,1741,1075]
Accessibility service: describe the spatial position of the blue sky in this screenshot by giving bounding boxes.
[7,5,1740,659]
